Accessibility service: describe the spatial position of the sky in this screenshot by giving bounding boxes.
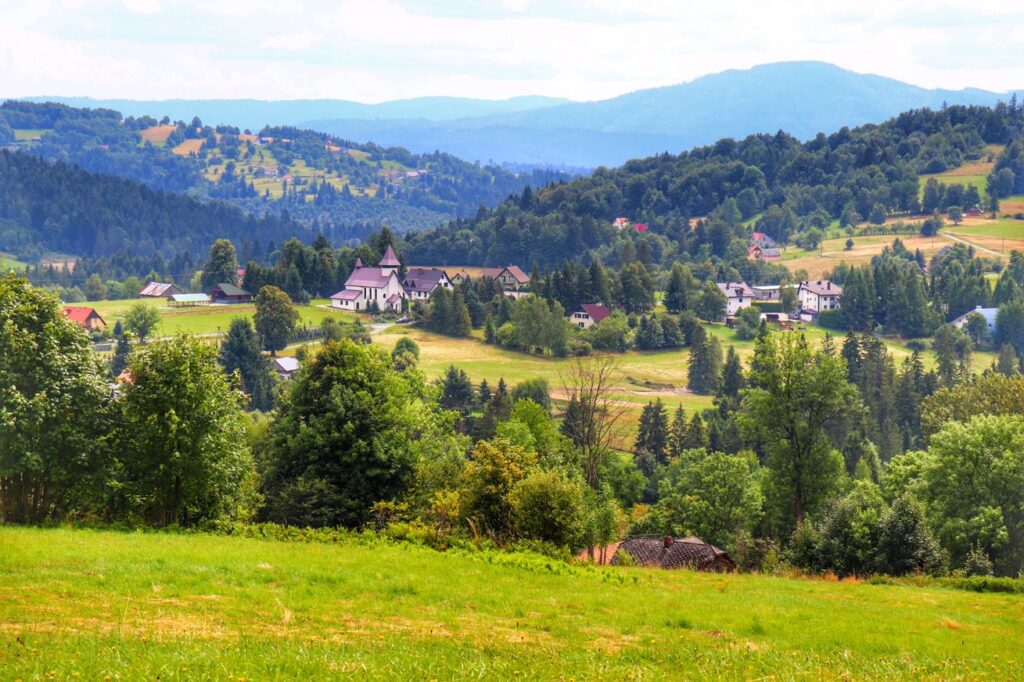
[2,0,1023,102]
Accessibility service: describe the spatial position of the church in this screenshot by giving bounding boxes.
[329,245,407,312]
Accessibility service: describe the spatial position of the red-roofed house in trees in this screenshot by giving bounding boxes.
[64,306,106,332]
[330,245,406,312]
[569,303,611,329]
[634,223,649,233]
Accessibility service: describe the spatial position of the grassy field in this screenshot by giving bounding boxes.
[780,234,950,279]
[0,527,1021,680]
[87,298,352,337]
[139,124,176,145]
[0,252,27,271]
[11,128,50,141]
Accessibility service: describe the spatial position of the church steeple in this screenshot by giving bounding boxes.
[379,244,400,271]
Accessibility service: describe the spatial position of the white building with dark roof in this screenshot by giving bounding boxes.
[798,280,843,313]
[403,267,452,301]
[716,282,755,316]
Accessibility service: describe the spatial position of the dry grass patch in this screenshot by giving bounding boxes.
[139,124,176,145]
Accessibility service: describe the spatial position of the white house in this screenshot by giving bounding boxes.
[798,280,843,313]
[750,284,780,302]
[330,246,406,312]
[716,282,755,316]
[569,303,611,329]
[951,306,998,335]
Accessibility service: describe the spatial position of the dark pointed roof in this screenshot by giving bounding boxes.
[380,245,400,267]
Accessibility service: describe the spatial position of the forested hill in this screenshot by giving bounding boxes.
[402,102,1024,268]
[0,150,310,258]
[0,100,563,254]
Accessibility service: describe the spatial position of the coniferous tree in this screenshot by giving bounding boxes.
[996,343,1020,377]
[110,332,133,378]
[687,326,723,394]
[683,412,709,450]
[667,405,688,458]
[719,345,744,400]
[220,318,275,411]
[664,262,697,313]
[634,399,669,466]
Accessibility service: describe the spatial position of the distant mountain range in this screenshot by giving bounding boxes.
[19,95,569,132]
[18,61,1024,169]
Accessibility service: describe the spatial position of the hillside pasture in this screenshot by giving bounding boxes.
[945,218,1024,256]
[0,252,27,271]
[171,138,204,156]
[138,124,176,145]
[0,527,1022,680]
[12,128,51,141]
[780,234,949,279]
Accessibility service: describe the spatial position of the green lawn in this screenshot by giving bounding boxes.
[0,252,26,271]
[0,527,1020,680]
[12,128,51,141]
[946,220,1024,239]
[87,298,352,337]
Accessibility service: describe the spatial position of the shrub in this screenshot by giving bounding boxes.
[510,470,586,551]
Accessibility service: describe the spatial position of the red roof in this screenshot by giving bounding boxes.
[634,223,649,233]
[64,306,104,325]
[579,303,611,323]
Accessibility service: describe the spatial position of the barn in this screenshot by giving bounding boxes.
[610,536,736,572]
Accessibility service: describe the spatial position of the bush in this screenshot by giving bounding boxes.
[510,470,586,551]
[965,546,995,577]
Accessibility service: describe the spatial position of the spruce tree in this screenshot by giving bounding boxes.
[687,327,722,395]
[667,405,688,458]
[996,343,1020,377]
[719,345,744,400]
[110,331,133,379]
[219,318,275,411]
[634,399,669,465]
[683,412,709,450]
[664,262,696,313]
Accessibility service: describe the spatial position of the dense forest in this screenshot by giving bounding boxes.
[0,101,564,256]
[0,150,310,259]
[401,101,1024,268]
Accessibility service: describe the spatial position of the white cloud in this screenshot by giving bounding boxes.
[0,0,1021,101]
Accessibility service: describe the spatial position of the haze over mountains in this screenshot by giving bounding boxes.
[21,61,1024,169]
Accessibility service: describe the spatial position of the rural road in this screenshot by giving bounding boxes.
[941,232,1002,257]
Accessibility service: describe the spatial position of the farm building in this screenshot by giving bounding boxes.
[748,245,781,261]
[139,282,182,298]
[751,232,778,247]
[716,282,755,317]
[64,306,106,332]
[169,293,211,307]
[273,356,300,380]
[610,536,736,572]
[951,305,998,335]
[329,246,406,312]
[569,303,611,329]
[210,283,253,304]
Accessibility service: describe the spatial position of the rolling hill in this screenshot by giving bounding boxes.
[308,62,1024,168]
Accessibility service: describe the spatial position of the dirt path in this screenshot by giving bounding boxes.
[941,232,1002,257]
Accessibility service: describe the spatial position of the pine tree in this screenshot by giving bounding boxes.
[634,399,669,466]
[719,345,744,400]
[110,332,133,378]
[664,262,697,313]
[687,327,722,394]
[667,405,688,458]
[220,318,275,411]
[683,412,709,450]
[996,343,1020,376]
[484,317,496,344]
[842,333,862,384]
[478,379,492,407]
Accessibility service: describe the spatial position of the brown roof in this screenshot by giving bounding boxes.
[403,268,448,294]
[611,536,735,572]
[716,282,754,298]
[139,282,180,297]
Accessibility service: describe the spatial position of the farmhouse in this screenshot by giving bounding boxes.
[64,306,106,332]
[748,245,782,261]
[210,283,253,304]
[138,281,182,298]
[951,305,998,335]
[798,280,842,313]
[716,282,755,316]
[482,265,530,291]
[569,303,611,329]
[403,267,453,302]
[609,536,736,573]
[751,231,777,247]
[329,246,406,312]
[273,356,300,380]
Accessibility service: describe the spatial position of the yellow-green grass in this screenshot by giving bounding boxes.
[86,298,352,337]
[1,527,1022,680]
[0,252,26,271]
[138,124,176,145]
[171,138,204,156]
[781,234,949,279]
[12,128,50,141]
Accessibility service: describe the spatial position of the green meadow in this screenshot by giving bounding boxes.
[0,527,1021,680]
[88,298,352,337]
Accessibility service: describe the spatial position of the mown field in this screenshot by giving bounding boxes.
[0,252,27,271]
[0,527,1021,680]
[88,298,352,337]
